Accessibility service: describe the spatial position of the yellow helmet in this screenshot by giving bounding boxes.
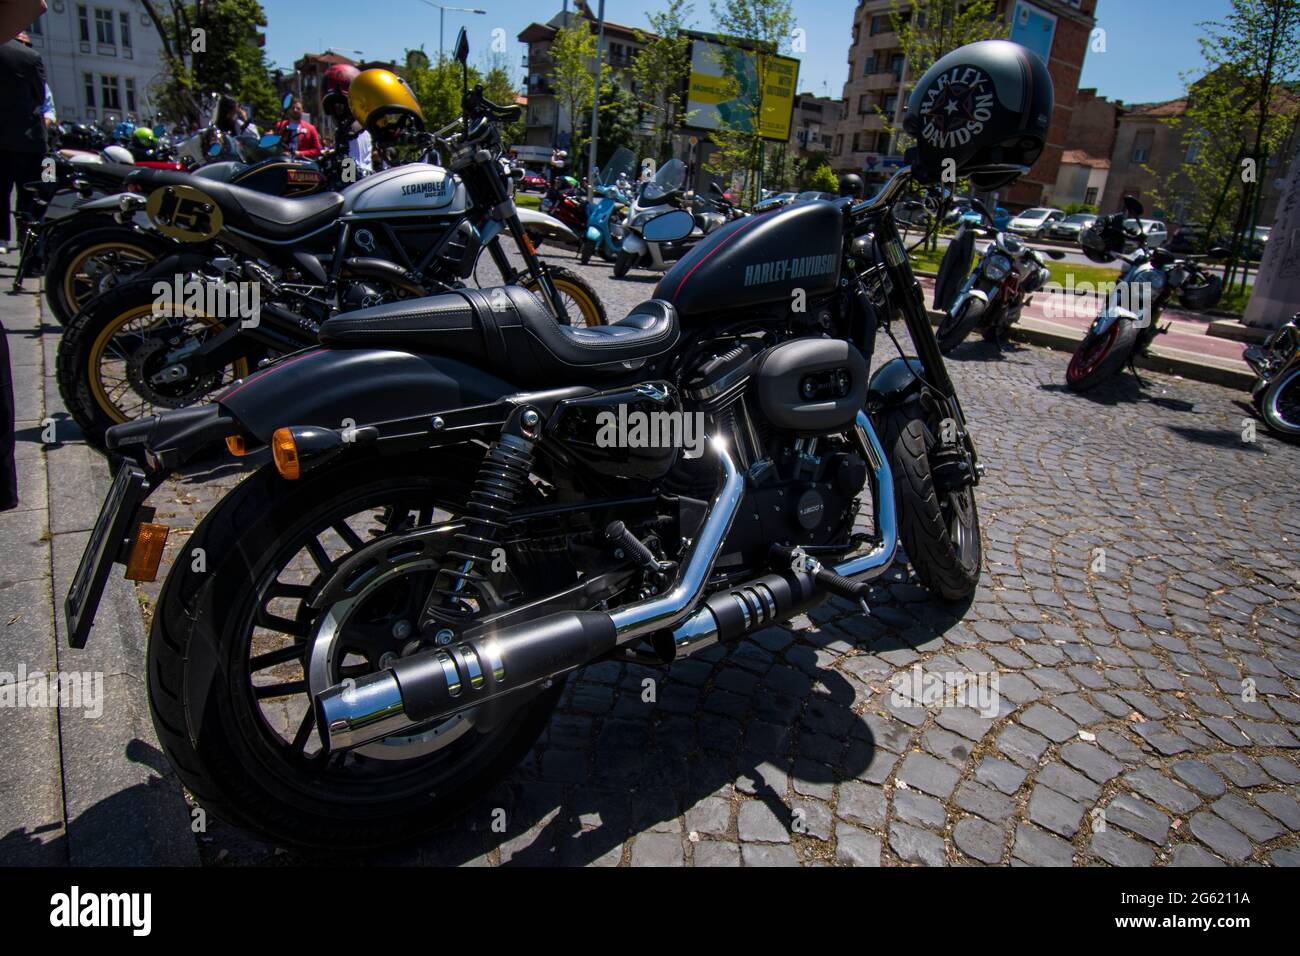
[349,68,425,141]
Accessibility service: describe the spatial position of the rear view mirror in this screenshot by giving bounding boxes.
[1046,249,1066,260]
[454,28,470,65]
[1123,195,1144,218]
[1207,246,1232,259]
[207,143,222,157]
[259,133,282,149]
[282,92,294,111]
[642,209,695,243]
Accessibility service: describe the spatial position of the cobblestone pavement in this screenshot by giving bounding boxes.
[87,248,1300,865]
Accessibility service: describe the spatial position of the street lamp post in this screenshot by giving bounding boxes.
[586,0,605,204]
[417,2,487,60]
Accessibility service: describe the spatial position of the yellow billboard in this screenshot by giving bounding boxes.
[685,39,799,142]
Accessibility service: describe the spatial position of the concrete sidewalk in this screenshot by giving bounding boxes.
[0,254,197,866]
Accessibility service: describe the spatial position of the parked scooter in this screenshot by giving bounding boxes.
[580,147,634,264]
[613,158,696,278]
[1066,196,1226,391]
[936,196,1065,353]
[1244,313,1300,438]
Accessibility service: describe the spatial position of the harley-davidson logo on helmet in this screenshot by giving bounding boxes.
[918,66,997,150]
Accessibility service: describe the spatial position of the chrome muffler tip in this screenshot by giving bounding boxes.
[316,668,410,754]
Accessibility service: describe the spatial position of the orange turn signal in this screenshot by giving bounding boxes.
[226,434,249,457]
[124,522,170,582]
[271,427,300,480]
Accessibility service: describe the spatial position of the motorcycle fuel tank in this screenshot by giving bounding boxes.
[654,200,844,321]
[341,163,470,218]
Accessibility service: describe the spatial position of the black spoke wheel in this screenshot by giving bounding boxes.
[875,401,982,601]
[148,451,567,848]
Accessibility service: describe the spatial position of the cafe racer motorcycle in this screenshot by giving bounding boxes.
[65,38,1052,848]
[57,71,603,449]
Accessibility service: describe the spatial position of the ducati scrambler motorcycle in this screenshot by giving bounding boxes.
[58,63,603,450]
[65,37,1051,848]
[1245,313,1300,439]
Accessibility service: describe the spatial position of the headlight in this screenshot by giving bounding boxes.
[1132,267,1167,292]
[984,254,1012,281]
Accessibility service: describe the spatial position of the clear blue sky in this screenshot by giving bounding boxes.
[260,0,1230,106]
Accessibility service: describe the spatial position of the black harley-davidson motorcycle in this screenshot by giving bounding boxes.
[57,80,603,449]
[64,37,1050,848]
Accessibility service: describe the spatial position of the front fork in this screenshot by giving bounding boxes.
[875,215,981,484]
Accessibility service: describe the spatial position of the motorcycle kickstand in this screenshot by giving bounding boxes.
[1128,356,1146,388]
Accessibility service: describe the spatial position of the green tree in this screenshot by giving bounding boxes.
[141,0,278,124]
[595,79,641,170]
[480,49,524,147]
[805,162,839,194]
[1152,0,1300,288]
[550,20,600,168]
[630,0,695,163]
[706,0,796,206]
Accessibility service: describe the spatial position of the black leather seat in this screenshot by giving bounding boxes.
[124,168,344,241]
[318,285,679,387]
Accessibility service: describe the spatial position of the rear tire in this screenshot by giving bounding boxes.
[148,452,566,849]
[613,250,635,279]
[1066,318,1138,392]
[876,402,981,601]
[579,240,594,265]
[43,226,169,326]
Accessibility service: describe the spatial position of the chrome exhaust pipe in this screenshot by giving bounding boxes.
[663,411,897,660]
[316,437,742,753]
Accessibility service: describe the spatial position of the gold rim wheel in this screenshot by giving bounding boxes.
[62,241,158,315]
[87,303,251,425]
[525,277,604,328]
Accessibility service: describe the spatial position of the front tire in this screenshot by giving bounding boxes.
[876,402,981,601]
[1066,318,1137,392]
[937,298,984,354]
[148,452,565,849]
[1258,366,1300,438]
[524,265,606,327]
[612,250,635,279]
[579,239,594,265]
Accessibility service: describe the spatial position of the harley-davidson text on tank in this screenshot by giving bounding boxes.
[743,253,838,288]
[918,66,996,150]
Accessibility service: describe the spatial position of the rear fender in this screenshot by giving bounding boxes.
[218,348,517,443]
[105,348,519,469]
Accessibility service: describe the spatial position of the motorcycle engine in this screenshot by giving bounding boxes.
[669,341,869,573]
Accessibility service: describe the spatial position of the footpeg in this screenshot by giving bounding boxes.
[606,521,672,574]
[774,546,871,614]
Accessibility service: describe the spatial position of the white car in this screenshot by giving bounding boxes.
[1008,207,1065,238]
[1123,218,1169,250]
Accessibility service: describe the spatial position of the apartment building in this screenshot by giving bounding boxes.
[517,1,646,151]
[791,93,841,157]
[25,0,166,125]
[832,0,1098,210]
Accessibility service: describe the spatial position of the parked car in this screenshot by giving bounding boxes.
[1048,212,1097,242]
[520,171,548,192]
[1123,218,1168,250]
[1007,206,1066,238]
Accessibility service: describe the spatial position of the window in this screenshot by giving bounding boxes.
[1132,129,1154,164]
[884,93,899,114]
[852,132,862,153]
[95,7,115,45]
[857,94,871,115]
[84,72,96,108]
[890,54,905,79]
[125,77,136,112]
[77,5,90,42]
[119,11,132,48]
[834,134,843,155]
[869,14,884,35]
[862,54,877,75]
[1084,187,1098,206]
[100,75,121,111]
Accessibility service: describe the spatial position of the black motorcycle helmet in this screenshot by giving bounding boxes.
[1080,213,1127,263]
[839,173,864,198]
[903,40,1053,191]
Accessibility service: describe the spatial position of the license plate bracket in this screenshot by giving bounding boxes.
[65,465,149,649]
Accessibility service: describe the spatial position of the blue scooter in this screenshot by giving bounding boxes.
[580,147,635,265]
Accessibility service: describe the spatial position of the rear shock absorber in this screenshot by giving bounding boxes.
[421,406,541,632]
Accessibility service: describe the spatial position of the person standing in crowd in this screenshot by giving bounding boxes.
[0,27,46,509]
[277,98,321,160]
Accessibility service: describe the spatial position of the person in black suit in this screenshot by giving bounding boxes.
[0,30,45,509]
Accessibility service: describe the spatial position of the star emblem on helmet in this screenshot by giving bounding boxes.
[924,81,983,133]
